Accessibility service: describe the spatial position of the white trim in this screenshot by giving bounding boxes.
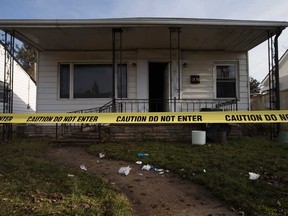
[213,62,239,99]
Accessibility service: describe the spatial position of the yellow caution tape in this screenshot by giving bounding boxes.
[0,110,288,124]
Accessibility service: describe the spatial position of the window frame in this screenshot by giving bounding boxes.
[214,63,239,99]
[58,63,128,100]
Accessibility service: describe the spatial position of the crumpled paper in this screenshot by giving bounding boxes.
[118,166,132,176]
[249,172,260,180]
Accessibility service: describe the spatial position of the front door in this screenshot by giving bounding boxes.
[149,62,168,112]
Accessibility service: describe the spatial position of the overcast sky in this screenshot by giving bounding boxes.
[1,0,287,82]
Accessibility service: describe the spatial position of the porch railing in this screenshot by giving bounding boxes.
[55,98,237,140]
[116,98,238,112]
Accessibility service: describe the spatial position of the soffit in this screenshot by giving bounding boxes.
[0,18,287,52]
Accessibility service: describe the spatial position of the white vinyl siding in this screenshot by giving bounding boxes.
[182,51,249,110]
[279,52,288,91]
[37,50,249,112]
[0,45,36,113]
[37,51,137,112]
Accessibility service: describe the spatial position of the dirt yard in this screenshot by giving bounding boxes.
[46,146,239,216]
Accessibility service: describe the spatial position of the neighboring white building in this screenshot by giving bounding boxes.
[0,43,36,113]
[279,49,288,92]
[0,18,287,114]
[257,49,288,110]
[261,49,288,93]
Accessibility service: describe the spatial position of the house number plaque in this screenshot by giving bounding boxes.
[190,75,200,84]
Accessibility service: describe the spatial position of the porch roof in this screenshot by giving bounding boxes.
[0,17,287,52]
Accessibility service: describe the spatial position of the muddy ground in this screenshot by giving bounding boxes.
[46,147,240,216]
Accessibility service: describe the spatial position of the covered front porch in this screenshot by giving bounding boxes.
[1,18,288,140]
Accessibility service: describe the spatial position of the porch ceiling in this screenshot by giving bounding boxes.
[0,18,287,52]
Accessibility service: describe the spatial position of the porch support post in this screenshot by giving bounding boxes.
[274,28,282,111]
[169,28,172,102]
[112,29,116,111]
[169,27,181,110]
[112,28,123,112]
[274,28,282,135]
[177,27,181,100]
[2,31,15,141]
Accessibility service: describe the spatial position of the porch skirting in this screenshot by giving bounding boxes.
[16,123,242,142]
[109,124,201,141]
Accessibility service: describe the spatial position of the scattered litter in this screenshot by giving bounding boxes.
[137,153,149,157]
[142,164,165,174]
[67,174,74,177]
[99,153,105,159]
[96,160,100,164]
[142,164,152,171]
[277,200,282,207]
[136,161,142,165]
[151,167,163,172]
[180,168,184,171]
[165,170,169,173]
[137,173,143,176]
[249,172,260,180]
[118,166,132,176]
[203,169,206,173]
[80,165,87,171]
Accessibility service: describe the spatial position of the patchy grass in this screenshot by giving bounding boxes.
[88,137,288,216]
[0,137,132,216]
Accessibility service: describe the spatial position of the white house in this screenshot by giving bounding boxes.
[257,49,288,110]
[0,43,36,113]
[279,49,288,92]
[0,18,287,114]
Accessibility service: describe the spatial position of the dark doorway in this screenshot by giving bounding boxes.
[149,63,168,112]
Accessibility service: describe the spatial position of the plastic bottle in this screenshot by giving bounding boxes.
[137,153,149,157]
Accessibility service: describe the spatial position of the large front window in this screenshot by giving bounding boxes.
[216,64,237,98]
[74,64,112,98]
[59,63,127,99]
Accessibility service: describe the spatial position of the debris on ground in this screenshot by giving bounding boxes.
[80,165,87,171]
[67,174,74,177]
[142,164,152,171]
[99,153,105,159]
[141,164,165,175]
[137,153,149,157]
[136,161,142,165]
[118,166,132,176]
[248,172,260,180]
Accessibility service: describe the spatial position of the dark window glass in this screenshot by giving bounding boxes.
[117,64,127,98]
[0,81,4,102]
[73,64,112,98]
[217,80,236,98]
[216,65,237,98]
[60,64,70,98]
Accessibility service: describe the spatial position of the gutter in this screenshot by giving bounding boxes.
[0,18,287,29]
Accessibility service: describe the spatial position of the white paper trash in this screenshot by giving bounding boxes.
[192,130,206,145]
